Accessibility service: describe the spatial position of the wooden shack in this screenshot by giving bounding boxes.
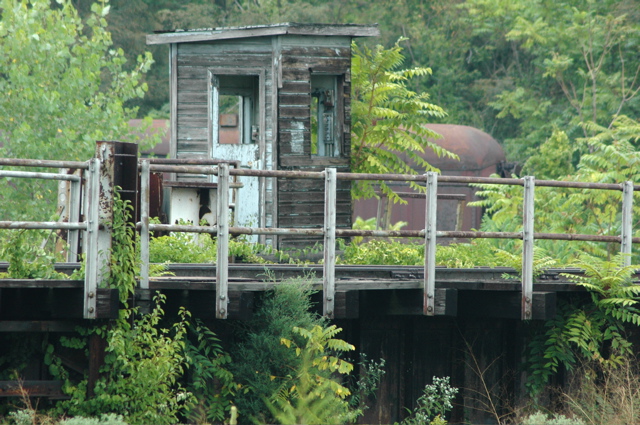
[147,23,379,248]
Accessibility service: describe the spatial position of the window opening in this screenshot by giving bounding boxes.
[211,74,259,145]
[311,75,338,157]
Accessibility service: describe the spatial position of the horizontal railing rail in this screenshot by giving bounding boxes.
[137,161,636,320]
[0,157,100,318]
[1,151,636,321]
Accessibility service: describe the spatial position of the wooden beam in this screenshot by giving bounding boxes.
[458,291,556,320]
[334,291,359,319]
[0,321,79,332]
[434,288,457,316]
[0,381,68,398]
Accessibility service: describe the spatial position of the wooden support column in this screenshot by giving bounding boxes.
[140,160,150,290]
[84,158,101,319]
[522,176,535,320]
[424,172,437,315]
[87,330,108,398]
[323,168,337,318]
[216,163,230,319]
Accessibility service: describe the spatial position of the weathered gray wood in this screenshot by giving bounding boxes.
[323,168,337,318]
[147,23,379,45]
[140,161,150,290]
[216,164,230,319]
[424,172,438,315]
[281,46,351,57]
[178,54,272,68]
[170,44,178,177]
[84,158,100,319]
[522,176,535,319]
[180,39,272,54]
[434,288,457,316]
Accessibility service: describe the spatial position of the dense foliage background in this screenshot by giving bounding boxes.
[68,0,640,165]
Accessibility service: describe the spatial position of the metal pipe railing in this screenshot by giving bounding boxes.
[0,159,96,318]
[136,162,637,320]
[3,156,634,321]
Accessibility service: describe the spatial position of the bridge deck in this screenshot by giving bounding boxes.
[0,264,597,328]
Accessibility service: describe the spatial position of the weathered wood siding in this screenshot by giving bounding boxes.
[175,38,273,166]
[276,36,353,248]
[173,38,276,232]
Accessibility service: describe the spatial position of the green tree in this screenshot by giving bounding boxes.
[351,38,456,202]
[0,0,156,220]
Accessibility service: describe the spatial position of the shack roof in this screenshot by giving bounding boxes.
[146,22,379,45]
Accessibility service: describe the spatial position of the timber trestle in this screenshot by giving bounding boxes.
[0,141,639,323]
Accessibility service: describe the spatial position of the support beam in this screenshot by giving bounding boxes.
[323,168,337,318]
[522,176,535,320]
[140,160,150,289]
[216,164,229,319]
[0,381,68,398]
[424,171,438,315]
[84,158,100,319]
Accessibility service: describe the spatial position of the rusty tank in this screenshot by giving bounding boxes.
[352,124,506,233]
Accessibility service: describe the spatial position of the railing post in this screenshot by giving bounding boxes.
[84,158,100,319]
[522,176,535,320]
[621,181,633,267]
[324,168,337,318]
[424,171,438,316]
[140,160,150,290]
[216,163,230,319]
[67,170,81,262]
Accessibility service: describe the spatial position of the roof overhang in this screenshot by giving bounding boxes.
[147,22,379,45]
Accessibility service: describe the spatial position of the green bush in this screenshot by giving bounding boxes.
[521,412,585,425]
[228,277,326,423]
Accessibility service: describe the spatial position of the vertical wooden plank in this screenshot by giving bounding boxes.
[424,172,438,316]
[170,43,178,167]
[87,331,107,398]
[96,142,114,289]
[216,163,230,319]
[621,181,633,267]
[140,160,150,290]
[324,168,337,318]
[84,158,100,319]
[522,176,535,320]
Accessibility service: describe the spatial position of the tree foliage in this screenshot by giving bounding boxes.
[526,254,640,395]
[351,38,455,202]
[0,0,156,220]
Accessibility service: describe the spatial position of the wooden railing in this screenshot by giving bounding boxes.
[0,143,637,320]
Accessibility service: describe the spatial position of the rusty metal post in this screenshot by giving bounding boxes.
[424,172,437,315]
[84,158,100,319]
[140,160,150,289]
[324,168,337,318]
[621,181,633,267]
[522,176,535,320]
[216,164,230,319]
